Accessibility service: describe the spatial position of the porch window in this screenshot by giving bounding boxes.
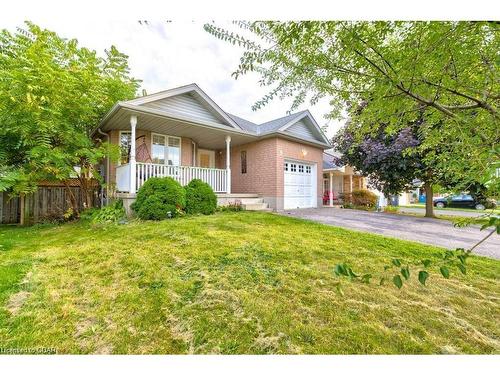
[152,134,166,164]
[152,133,181,166]
[119,131,131,164]
[167,137,180,166]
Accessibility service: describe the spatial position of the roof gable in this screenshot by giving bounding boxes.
[287,119,319,141]
[278,111,330,144]
[124,84,241,129]
[141,93,223,124]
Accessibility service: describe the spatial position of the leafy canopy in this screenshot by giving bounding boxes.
[0,22,140,196]
[205,21,499,196]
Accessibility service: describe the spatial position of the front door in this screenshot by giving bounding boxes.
[198,149,215,168]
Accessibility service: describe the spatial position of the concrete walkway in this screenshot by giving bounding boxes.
[281,207,500,259]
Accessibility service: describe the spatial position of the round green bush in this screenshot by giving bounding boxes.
[137,194,178,220]
[184,179,217,215]
[132,177,186,220]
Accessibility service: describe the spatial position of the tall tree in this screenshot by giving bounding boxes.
[333,119,442,216]
[0,22,140,214]
[205,21,499,199]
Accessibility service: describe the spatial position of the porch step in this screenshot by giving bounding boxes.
[242,202,270,211]
[241,197,269,211]
[239,198,265,205]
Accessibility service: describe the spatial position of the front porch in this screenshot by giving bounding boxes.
[322,166,366,206]
[116,162,229,193]
[99,102,257,195]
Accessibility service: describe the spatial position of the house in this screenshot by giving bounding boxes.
[95,83,364,212]
[322,150,366,206]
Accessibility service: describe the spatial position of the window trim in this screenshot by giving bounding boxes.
[150,132,182,166]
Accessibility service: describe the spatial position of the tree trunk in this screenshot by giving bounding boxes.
[424,182,434,218]
[19,193,25,225]
[63,181,78,214]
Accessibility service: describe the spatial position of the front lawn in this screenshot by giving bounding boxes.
[0,212,499,354]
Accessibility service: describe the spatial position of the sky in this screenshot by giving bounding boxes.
[1,19,343,138]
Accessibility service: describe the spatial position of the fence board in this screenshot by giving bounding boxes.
[0,184,100,225]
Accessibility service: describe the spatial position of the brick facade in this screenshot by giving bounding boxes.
[218,137,324,210]
[103,130,325,210]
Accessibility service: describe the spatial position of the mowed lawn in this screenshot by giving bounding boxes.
[0,212,499,354]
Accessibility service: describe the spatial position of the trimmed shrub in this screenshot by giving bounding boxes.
[132,177,186,220]
[184,179,217,215]
[137,194,178,220]
[351,189,378,208]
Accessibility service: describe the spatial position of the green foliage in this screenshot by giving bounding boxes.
[132,177,186,220]
[137,194,178,221]
[383,205,399,213]
[218,200,244,212]
[205,21,499,200]
[418,271,429,286]
[392,275,403,289]
[184,179,217,215]
[440,266,450,279]
[0,22,139,204]
[81,200,126,224]
[350,189,378,208]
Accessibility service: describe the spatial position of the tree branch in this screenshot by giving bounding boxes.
[468,228,496,254]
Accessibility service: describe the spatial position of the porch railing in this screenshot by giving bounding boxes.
[116,162,228,193]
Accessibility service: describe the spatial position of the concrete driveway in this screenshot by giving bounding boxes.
[282,207,500,259]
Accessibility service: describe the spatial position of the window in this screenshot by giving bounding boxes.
[306,165,311,174]
[291,164,297,172]
[241,151,247,174]
[152,134,166,164]
[168,137,180,166]
[119,131,131,164]
[151,134,181,166]
[284,162,288,171]
[298,164,304,173]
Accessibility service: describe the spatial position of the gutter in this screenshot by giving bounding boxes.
[94,103,332,149]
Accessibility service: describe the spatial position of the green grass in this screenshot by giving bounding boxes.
[0,212,499,354]
[383,209,475,222]
[400,204,500,214]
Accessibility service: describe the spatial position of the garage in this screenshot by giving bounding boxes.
[284,160,316,209]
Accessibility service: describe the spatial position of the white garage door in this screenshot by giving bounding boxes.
[284,161,316,209]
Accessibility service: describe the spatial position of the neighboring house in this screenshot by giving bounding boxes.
[95,83,363,212]
[322,149,366,205]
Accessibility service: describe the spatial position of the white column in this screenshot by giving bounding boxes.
[329,172,333,207]
[225,135,231,194]
[130,115,137,194]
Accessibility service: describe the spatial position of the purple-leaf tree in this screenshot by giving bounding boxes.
[332,121,439,217]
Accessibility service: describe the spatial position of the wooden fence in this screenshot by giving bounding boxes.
[0,182,100,225]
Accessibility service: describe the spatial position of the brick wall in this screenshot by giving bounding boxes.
[219,137,324,209]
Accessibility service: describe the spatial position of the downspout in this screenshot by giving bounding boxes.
[97,128,110,206]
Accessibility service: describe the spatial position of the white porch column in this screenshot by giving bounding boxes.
[329,172,333,207]
[130,115,137,194]
[225,135,231,194]
[349,174,353,193]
